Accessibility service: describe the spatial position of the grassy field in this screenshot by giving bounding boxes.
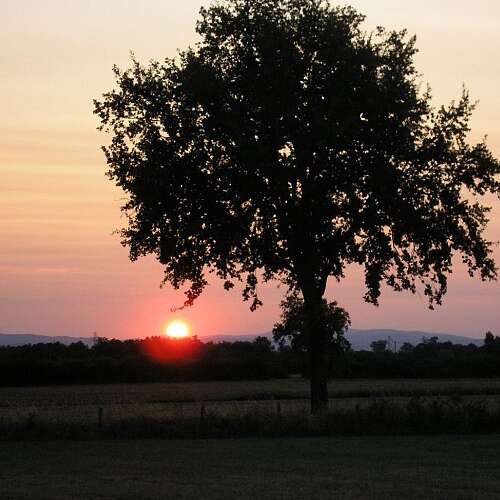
[4,378,500,407]
[1,435,500,499]
[1,379,500,438]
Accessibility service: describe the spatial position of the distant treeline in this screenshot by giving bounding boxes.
[0,337,285,386]
[332,333,500,379]
[1,333,500,387]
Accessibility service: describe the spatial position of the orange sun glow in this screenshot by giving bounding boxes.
[165,320,190,339]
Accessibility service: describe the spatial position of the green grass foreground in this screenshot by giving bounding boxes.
[1,435,500,499]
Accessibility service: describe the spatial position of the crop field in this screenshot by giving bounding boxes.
[2,435,500,499]
[1,378,500,439]
[3,377,500,406]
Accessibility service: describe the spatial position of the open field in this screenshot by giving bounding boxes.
[1,435,500,499]
[3,378,500,406]
[1,379,500,439]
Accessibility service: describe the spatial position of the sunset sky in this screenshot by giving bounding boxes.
[1,0,499,340]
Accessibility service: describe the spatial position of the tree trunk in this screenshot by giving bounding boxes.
[304,292,328,414]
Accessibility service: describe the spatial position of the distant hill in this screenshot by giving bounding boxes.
[0,334,93,347]
[202,329,484,351]
[0,329,484,350]
[346,329,483,351]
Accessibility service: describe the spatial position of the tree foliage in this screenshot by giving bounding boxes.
[95,0,499,311]
[2,332,500,386]
[370,340,389,353]
[273,293,350,354]
[95,0,500,411]
[484,331,500,353]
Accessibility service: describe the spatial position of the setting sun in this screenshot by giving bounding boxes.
[165,320,190,339]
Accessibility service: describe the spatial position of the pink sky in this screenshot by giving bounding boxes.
[1,1,499,339]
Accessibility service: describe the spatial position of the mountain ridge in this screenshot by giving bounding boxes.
[0,333,94,347]
[202,329,484,350]
[1,329,483,350]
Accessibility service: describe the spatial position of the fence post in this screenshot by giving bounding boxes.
[27,412,37,430]
[199,404,207,438]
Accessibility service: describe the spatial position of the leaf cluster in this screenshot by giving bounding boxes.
[272,292,351,353]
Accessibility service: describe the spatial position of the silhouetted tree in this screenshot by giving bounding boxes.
[273,293,350,355]
[273,294,350,377]
[95,0,500,413]
[399,342,415,354]
[253,336,274,352]
[423,336,439,345]
[370,340,389,353]
[484,331,500,352]
[4,335,500,386]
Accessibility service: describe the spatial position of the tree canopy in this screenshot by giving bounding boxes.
[95,0,499,411]
[273,293,351,354]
